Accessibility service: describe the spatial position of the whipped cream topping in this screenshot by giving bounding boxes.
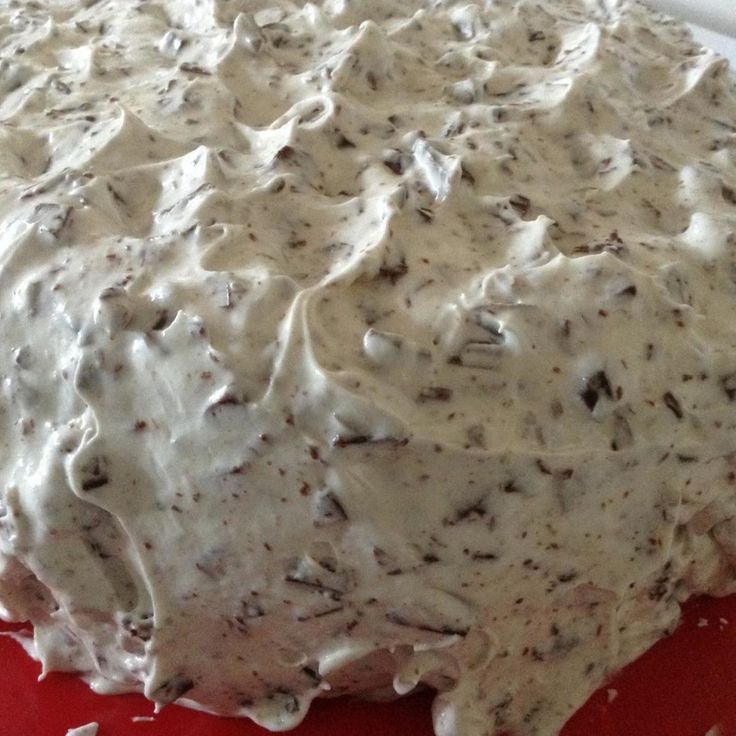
[0,1,735,734]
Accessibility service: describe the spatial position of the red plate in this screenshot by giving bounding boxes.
[2,595,736,736]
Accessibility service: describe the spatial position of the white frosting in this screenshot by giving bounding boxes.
[0,1,735,734]
[65,724,98,736]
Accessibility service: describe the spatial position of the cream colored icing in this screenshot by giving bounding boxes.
[65,724,99,736]
[0,1,735,734]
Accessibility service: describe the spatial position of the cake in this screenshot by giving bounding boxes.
[1,1,735,734]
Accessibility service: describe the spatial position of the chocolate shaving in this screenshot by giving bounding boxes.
[53,78,72,94]
[106,184,127,207]
[151,309,170,331]
[722,185,736,206]
[121,612,153,642]
[557,571,578,583]
[580,370,613,411]
[86,539,111,559]
[82,475,109,491]
[151,674,195,704]
[663,391,683,419]
[314,491,348,525]
[721,373,736,401]
[446,497,487,525]
[648,576,670,601]
[465,424,486,448]
[610,412,634,451]
[335,133,356,149]
[383,150,404,175]
[331,434,370,447]
[297,606,345,621]
[536,459,553,475]
[509,194,530,217]
[417,386,453,402]
[378,258,408,284]
[179,63,211,76]
[275,145,296,161]
[206,393,245,415]
[32,203,72,238]
[301,667,322,685]
[331,434,408,448]
[284,574,345,598]
[195,554,227,580]
[80,456,110,491]
[386,611,468,637]
[460,164,476,184]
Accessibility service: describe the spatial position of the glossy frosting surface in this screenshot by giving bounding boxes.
[1,1,736,734]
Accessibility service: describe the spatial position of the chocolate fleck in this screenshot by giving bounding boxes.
[722,185,736,206]
[721,373,736,401]
[509,194,531,217]
[378,258,408,283]
[580,371,613,411]
[663,391,683,419]
[383,150,404,175]
[417,386,453,402]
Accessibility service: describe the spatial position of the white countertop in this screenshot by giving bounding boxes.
[645,0,736,63]
[647,0,736,37]
[690,24,736,64]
